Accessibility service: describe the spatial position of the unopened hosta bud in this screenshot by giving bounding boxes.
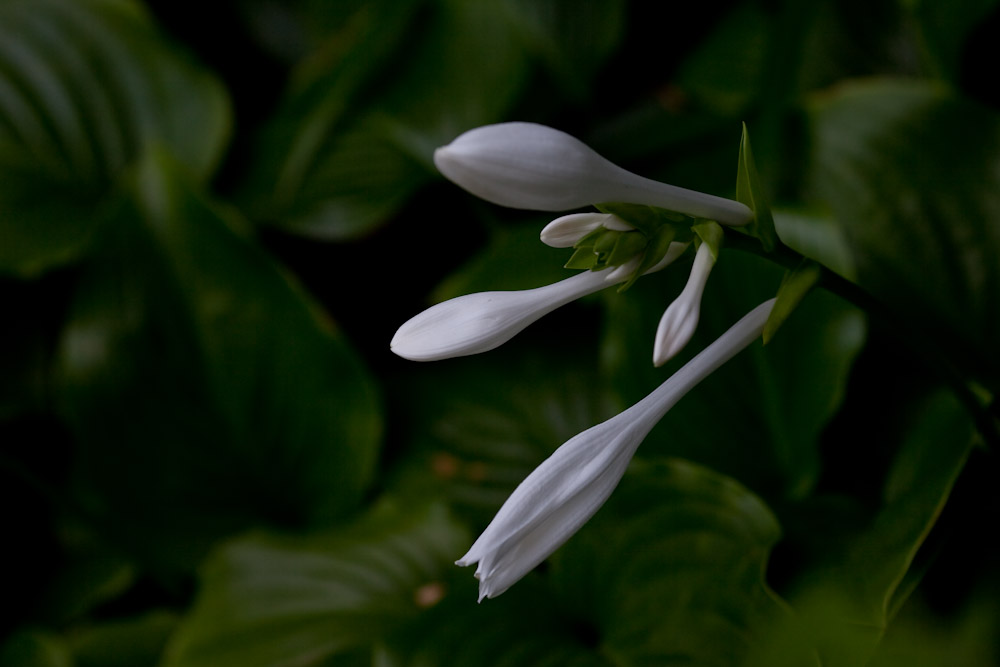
[540,213,632,248]
[433,122,753,226]
[458,298,776,600]
[653,242,716,366]
[391,270,613,361]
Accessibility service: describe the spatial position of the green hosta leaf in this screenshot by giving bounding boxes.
[868,592,1000,667]
[909,0,999,82]
[763,259,822,344]
[35,540,134,626]
[55,151,381,572]
[0,0,230,277]
[675,3,768,116]
[431,221,569,297]
[68,611,177,667]
[500,0,625,101]
[552,459,813,666]
[378,573,611,667]
[773,207,856,281]
[390,346,619,524]
[753,391,976,667]
[243,0,529,240]
[806,78,1000,385]
[735,123,779,251]
[0,631,70,667]
[164,502,467,667]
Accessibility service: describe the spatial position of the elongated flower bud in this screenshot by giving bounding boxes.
[539,213,630,248]
[433,122,753,226]
[653,242,716,366]
[457,299,776,600]
[390,269,613,361]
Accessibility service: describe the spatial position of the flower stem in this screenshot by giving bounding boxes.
[725,231,1000,451]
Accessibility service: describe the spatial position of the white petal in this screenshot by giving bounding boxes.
[539,213,616,248]
[459,298,776,599]
[390,269,612,361]
[433,122,753,225]
[653,242,716,366]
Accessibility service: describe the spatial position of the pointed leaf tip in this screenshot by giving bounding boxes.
[735,123,779,252]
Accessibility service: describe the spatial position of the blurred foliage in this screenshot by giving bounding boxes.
[1,0,999,665]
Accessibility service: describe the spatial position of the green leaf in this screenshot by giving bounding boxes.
[763,259,822,344]
[552,459,813,666]
[773,207,856,281]
[735,122,779,251]
[806,78,1000,386]
[675,3,769,115]
[500,0,626,101]
[163,502,467,667]
[0,0,230,277]
[0,631,70,667]
[389,346,619,524]
[69,611,177,667]
[909,0,1000,82]
[55,151,381,572]
[34,535,135,626]
[436,222,567,295]
[431,221,569,297]
[756,391,976,667]
[830,392,972,637]
[377,572,611,667]
[242,0,530,240]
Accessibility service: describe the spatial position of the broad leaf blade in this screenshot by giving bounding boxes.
[56,151,381,571]
[553,459,814,666]
[806,78,1000,386]
[0,0,230,277]
[164,503,467,667]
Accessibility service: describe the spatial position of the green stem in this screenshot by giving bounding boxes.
[725,231,1000,451]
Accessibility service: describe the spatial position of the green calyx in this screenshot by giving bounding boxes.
[563,203,696,292]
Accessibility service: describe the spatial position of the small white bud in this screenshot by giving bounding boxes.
[539,213,621,248]
[653,242,716,366]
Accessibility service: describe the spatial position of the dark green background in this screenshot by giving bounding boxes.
[1,0,998,664]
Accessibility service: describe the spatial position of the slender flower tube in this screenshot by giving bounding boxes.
[391,243,689,362]
[433,122,753,226]
[457,298,777,600]
[540,212,633,248]
[391,269,613,362]
[652,242,718,366]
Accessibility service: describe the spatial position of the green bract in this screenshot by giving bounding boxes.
[561,202,698,291]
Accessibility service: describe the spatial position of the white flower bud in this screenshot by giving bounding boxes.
[433,122,753,225]
[539,213,626,248]
[458,298,776,600]
[390,269,613,361]
[653,242,716,366]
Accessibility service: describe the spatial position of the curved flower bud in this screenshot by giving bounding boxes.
[391,269,613,361]
[433,122,753,226]
[653,242,716,366]
[539,213,630,248]
[457,298,777,600]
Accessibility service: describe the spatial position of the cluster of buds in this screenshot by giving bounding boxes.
[391,122,775,601]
